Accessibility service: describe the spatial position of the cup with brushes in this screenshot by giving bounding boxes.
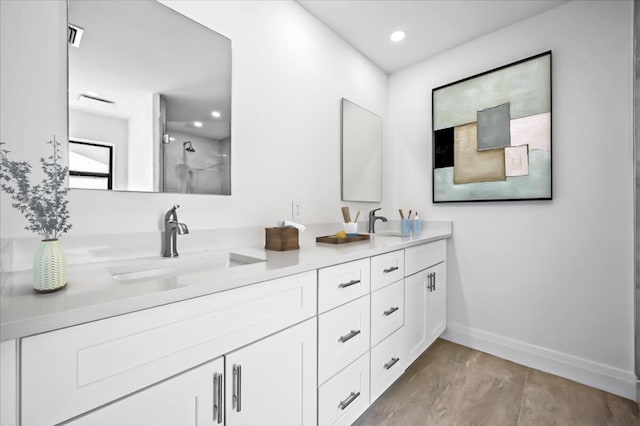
[338,207,360,238]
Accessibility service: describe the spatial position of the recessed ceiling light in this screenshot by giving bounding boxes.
[390,30,406,42]
[211,110,221,118]
[194,121,203,128]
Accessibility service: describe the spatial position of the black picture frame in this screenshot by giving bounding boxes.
[432,51,552,203]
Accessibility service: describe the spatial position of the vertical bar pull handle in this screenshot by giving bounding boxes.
[213,373,223,423]
[217,372,223,423]
[426,273,432,292]
[433,272,436,291]
[233,364,242,412]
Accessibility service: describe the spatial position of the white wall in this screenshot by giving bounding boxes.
[387,0,635,398]
[0,0,387,237]
[0,1,68,236]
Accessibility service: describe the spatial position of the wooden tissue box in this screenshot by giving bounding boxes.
[265,227,299,251]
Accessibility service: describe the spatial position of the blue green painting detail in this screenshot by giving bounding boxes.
[432,51,552,202]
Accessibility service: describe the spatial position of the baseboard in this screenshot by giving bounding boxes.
[442,322,637,401]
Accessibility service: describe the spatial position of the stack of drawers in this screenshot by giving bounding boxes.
[318,258,371,426]
[369,250,405,403]
[317,249,407,425]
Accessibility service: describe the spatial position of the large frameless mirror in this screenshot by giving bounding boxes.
[68,0,231,194]
[341,98,382,202]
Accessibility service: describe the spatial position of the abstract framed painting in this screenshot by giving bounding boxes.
[432,51,552,203]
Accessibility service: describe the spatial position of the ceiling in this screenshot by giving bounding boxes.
[297,0,568,73]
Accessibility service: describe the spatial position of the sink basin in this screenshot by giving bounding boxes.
[108,250,265,283]
[372,232,405,237]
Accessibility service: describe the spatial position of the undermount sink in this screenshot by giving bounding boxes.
[372,232,405,237]
[108,250,266,283]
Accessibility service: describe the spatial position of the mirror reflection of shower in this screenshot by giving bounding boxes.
[183,141,196,153]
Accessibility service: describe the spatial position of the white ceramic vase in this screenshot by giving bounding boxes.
[33,239,67,292]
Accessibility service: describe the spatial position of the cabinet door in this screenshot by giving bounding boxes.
[66,358,223,426]
[426,262,447,346]
[403,262,447,367]
[403,270,428,366]
[225,318,317,426]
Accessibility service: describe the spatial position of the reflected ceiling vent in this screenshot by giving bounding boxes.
[68,23,84,48]
[78,93,115,105]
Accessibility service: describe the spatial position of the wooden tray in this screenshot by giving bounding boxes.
[315,234,370,244]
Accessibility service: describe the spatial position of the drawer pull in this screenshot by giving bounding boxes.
[338,391,361,410]
[213,373,223,423]
[338,279,361,288]
[383,306,399,316]
[383,266,399,273]
[384,357,400,370]
[338,329,361,343]
[233,364,242,412]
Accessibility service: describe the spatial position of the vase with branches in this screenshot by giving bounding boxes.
[0,136,72,292]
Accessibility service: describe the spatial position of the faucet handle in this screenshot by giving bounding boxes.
[369,208,382,216]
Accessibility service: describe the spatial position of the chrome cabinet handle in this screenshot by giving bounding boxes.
[384,357,400,370]
[338,329,361,343]
[383,306,399,316]
[233,364,242,412]
[213,373,223,423]
[433,272,436,291]
[338,279,360,288]
[383,266,399,274]
[428,273,434,292]
[338,391,361,410]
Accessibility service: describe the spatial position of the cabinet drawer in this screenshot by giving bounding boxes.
[371,328,404,403]
[371,280,404,347]
[318,295,370,384]
[370,250,404,292]
[405,240,446,276]
[21,271,317,426]
[318,258,370,313]
[319,352,370,426]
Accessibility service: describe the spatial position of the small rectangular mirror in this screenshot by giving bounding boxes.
[341,98,382,202]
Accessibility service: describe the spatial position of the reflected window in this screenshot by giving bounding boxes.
[68,140,113,190]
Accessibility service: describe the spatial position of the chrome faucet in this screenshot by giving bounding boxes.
[368,208,388,233]
[163,205,189,257]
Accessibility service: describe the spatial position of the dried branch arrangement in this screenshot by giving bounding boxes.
[0,136,72,240]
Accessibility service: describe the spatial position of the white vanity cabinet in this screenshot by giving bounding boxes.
[66,318,318,426]
[7,234,450,426]
[403,241,447,367]
[20,271,317,426]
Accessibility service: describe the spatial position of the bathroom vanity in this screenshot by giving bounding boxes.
[0,224,450,426]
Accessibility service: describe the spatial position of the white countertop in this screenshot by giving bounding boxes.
[0,224,451,341]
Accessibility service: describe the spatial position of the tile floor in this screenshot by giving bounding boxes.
[354,339,640,426]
